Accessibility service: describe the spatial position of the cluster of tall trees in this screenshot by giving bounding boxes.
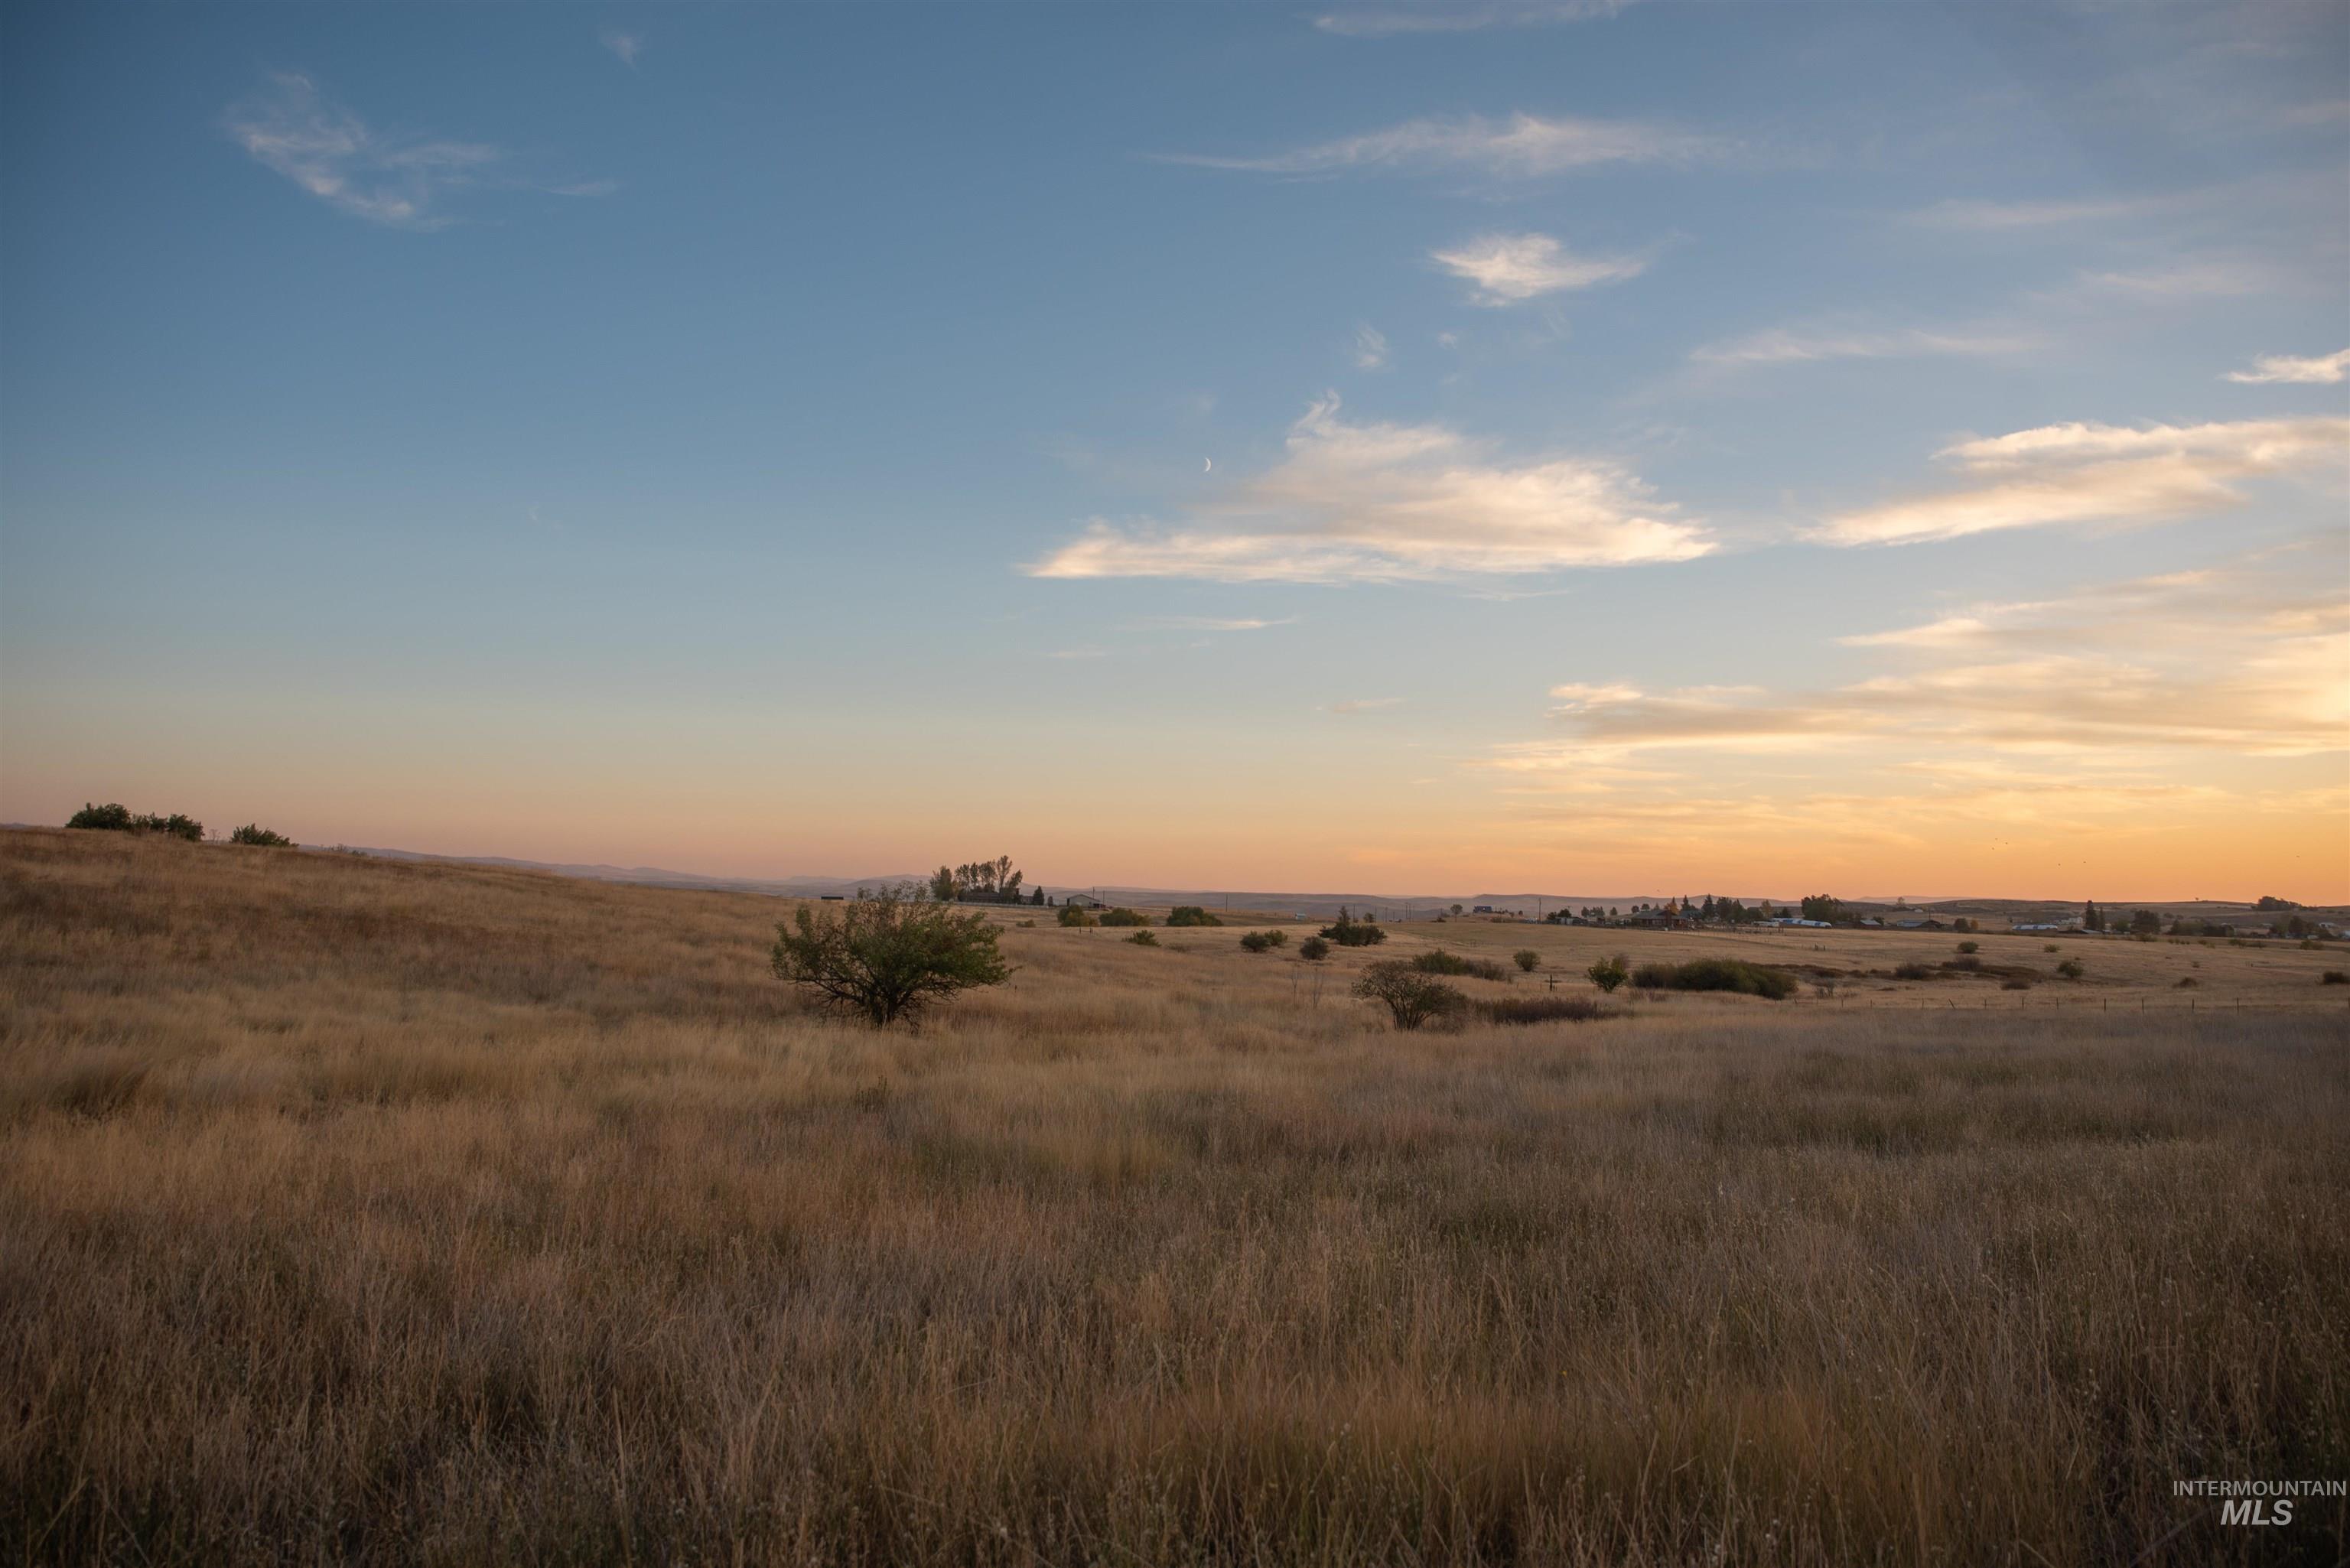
[928,855,1041,905]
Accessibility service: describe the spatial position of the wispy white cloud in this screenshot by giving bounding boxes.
[2062,260,2279,301]
[1159,111,1711,178]
[224,73,606,228]
[1431,233,1645,304]
[1131,615,1298,633]
[1313,2,1632,36]
[2225,347,2350,385]
[600,29,643,67]
[1352,324,1391,370]
[1027,395,1709,584]
[1815,417,2350,547]
[1523,560,2348,762]
[225,73,497,229]
[1690,323,2032,370]
[1907,194,2182,231]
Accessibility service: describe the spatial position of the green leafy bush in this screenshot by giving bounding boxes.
[1318,911,1388,947]
[1957,940,1979,955]
[1098,908,1150,927]
[1512,949,1541,973]
[1586,955,1629,994]
[1298,936,1330,961]
[1260,929,1286,948]
[1167,906,1222,926]
[1238,931,1274,953]
[1127,929,1158,946]
[67,803,203,840]
[1057,906,1098,928]
[229,825,295,847]
[1628,958,1797,1000]
[771,886,1012,1026]
[2055,958,2085,981]
[1352,961,1466,1030]
[1411,949,1511,982]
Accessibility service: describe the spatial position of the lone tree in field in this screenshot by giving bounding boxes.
[771,885,1011,1026]
[1587,954,1629,993]
[1513,948,1541,972]
[1353,961,1466,1030]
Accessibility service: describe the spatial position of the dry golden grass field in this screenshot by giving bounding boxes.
[4,826,2346,1566]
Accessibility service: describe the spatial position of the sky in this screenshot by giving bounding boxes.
[2,1,2346,902]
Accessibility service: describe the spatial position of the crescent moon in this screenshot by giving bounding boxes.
[1203,457,1212,472]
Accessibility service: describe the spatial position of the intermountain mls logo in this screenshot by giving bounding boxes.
[2174,1477,2345,1527]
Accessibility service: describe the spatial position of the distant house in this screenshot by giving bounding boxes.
[2012,921,2079,933]
[1626,904,1691,929]
[1062,893,1107,909]
[1472,904,1498,915]
[1772,917,1832,929]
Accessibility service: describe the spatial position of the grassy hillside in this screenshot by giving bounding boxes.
[3,827,2345,1565]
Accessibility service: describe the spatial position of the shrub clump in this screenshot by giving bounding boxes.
[1238,931,1276,952]
[1628,958,1797,1000]
[1127,929,1158,946]
[2055,958,2085,981]
[1479,994,1618,1026]
[1957,940,1980,955]
[1097,908,1150,928]
[2322,971,2347,985]
[1318,910,1388,947]
[1587,955,1629,994]
[1411,948,1512,982]
[1167,906,1222,927]
[1057,906,1098,928]
[1352,961,1466,1030]
[1297,936,1330,961]
[1512,949,1541,973]
[1892,961,1938,981]
[229,825,295,847]
[771,886,1012,1026]
[67,803,204,841]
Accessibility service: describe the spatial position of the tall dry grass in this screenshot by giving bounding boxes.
[2,828,2345,1565]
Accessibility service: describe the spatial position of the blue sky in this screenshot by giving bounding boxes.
[4,1,2345,899]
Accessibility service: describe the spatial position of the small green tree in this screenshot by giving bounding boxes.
[1127,929,1158,946]
[2055,958,2085,981]
[1319,909,1387,947]
[1098,907,1149,927]
[1298,935,1330,961]
[1587,954,1629,993]
[1057,905,1098,928]
[1513,948,1540,972]
[67,802,134,831]
[229,824,295,847]
[1167,906,1223,926]
[1239,931,1274,952]
[1353,961,1466,1030]
[772,886,1012,1026]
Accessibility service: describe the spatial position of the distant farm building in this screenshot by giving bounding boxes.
[1062,893,1108,909]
